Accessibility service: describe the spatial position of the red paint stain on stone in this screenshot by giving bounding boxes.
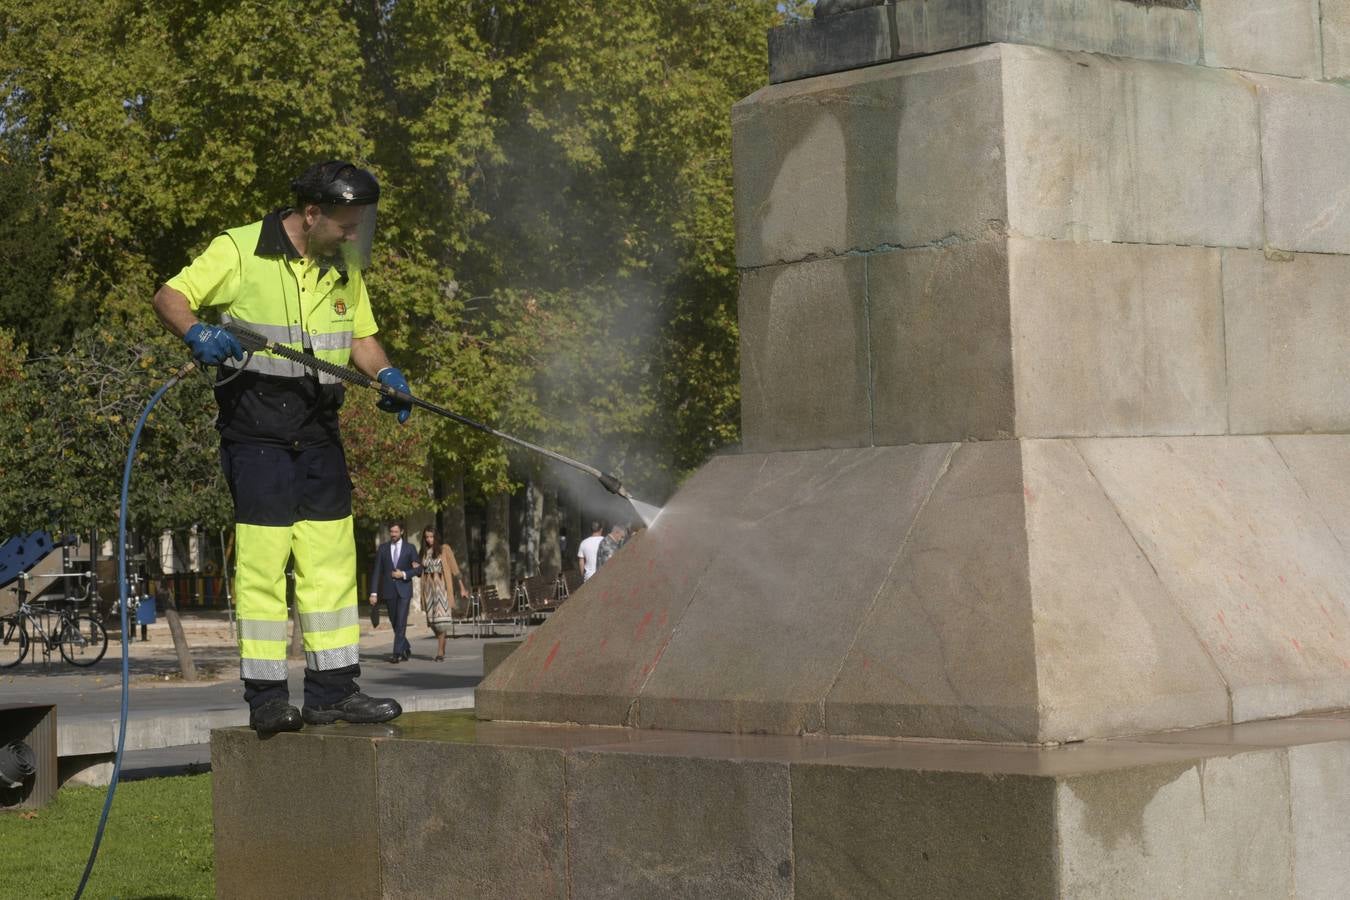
[1023,487,1035,503]
[542,640,561,672]
[599,638,608,651]
[1320,602,1333,621]
[1291,638,1303,652]
[635,611,654,641]
[1278,575,1287,585]
[1217,611,1234,639]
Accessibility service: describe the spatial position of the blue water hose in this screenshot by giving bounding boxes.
[73,361,196,900]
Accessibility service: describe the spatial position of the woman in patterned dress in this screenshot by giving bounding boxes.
[419,527,463,661]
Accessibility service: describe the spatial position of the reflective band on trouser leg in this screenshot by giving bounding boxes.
[291,516,360,670]
[234,522,293,681]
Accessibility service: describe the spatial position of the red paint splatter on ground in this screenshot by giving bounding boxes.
[635,610,654,641]
[1216,479,1226,490]
[1341,657,1350,670]
[1291,638,1303,652]
[1279,575,1287,585]
[599,638,608,651]
[1217,611,1234,639]
[1320,603,1333,621]
[542,640,561,672]
[1023,487,1036,503]
[863,657,872,671]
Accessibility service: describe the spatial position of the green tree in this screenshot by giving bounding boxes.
[0,329,230,535]
[0,0,792,536]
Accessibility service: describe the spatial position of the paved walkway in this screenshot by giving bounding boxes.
[0,610,530,779]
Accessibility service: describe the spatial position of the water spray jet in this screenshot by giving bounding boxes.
[223,323,663,526]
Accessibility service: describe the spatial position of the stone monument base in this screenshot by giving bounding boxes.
[212,710,1350,898]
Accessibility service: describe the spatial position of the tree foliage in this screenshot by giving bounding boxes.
[0,0,790,535]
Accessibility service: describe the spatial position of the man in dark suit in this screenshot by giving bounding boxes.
[368,522,421,662]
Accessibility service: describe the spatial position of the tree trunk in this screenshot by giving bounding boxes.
[162,593,198,682]
[483,492,511,600]
[438,465,470,580]
[571,505,587,573]
[521,478,543,577]
[166,532,198,681]
[220,529,235,624]
[540,488,562,581]
[287,567,305,659]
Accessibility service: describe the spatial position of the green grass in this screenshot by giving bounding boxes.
[0,774,213,899]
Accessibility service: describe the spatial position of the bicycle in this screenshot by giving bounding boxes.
[0,597,108,668]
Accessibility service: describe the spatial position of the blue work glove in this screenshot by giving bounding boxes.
[376,367,413,424]
[183,323,244,366]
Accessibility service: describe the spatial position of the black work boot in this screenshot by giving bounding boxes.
[302,692,402,725]
[250,699,303,734]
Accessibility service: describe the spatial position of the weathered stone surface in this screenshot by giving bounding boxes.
[767,0,1202,84]
[377,738,567,899]
[1223,250,1350,433]
[1322,0,1350,80]
[985,0,1201,62]
[482,638,521,679]
[825,441,1041,741]
[768,3,897,84]
[1289,741,1350,897]
[1076,436,1350,723]
[1138,712,1350,748]
[792,763,1058,897]
[635,444,954,734]
[1202,0,1321,78]
[484,431,1350,743]
[566,750,793,899]
[475,453,751,726]
[1056,751,1293,898]
[478,446,955,732]
[1254,74,1350,254]
[1009,238,1227,437]
[868,241,1015,444]
[1002,45,1263,247]
[1022,439,1229,742]
[214,713,1350,896]
[212,729,380,899]
[739,256,871,452]
[1271,435,1350,551]
[734,46,1006,268]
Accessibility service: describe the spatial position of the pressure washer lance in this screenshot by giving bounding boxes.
[222,323,653,518]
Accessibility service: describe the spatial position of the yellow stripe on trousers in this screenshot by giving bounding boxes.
[235,516,360,675]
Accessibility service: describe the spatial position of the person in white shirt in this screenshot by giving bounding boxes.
[577,521,605,582]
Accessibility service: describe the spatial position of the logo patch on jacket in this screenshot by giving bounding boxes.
[333,298,348,316]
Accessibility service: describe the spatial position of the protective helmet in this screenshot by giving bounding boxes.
[290,161,380,269]
[291,160,380,206]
